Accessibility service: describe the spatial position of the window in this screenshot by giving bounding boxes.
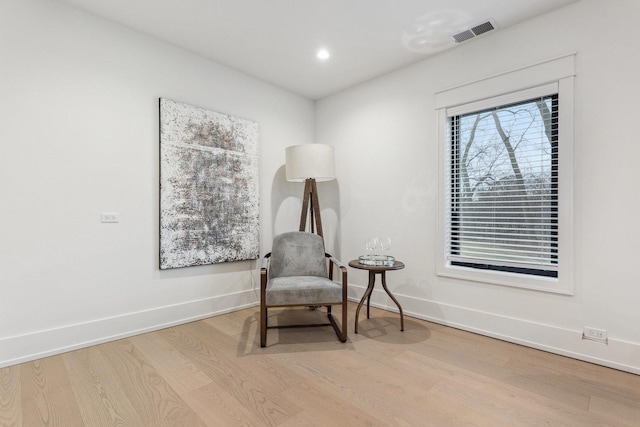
[448,93,558,278]
[436,54,574,294]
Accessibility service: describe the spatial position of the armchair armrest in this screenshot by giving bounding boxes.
[261,253,271,271]
[260,253,271,291]
[326,255,347,284]
[329,256,346,270]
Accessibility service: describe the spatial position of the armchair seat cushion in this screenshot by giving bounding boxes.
[266,276,343,306]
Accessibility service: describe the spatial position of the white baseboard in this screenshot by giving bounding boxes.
[348,285,640,375]
[0,289,259,368]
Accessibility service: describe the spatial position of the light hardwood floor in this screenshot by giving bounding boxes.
[1,303,639,426]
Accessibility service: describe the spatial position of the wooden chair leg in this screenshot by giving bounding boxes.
[327,303,348,343]
[341,301,348,342]
[260,304,267,347]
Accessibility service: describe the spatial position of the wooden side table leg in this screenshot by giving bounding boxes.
[355,274,376,334]
[367,272,375,319]
[381,271,404,331]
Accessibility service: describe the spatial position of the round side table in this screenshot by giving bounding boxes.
[348,260,405,333]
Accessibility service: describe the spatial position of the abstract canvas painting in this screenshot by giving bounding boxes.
[159,98,259,269]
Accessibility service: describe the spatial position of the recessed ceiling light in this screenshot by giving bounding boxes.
[316,49,330,60]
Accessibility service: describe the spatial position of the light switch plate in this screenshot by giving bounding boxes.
[101,213,119,223]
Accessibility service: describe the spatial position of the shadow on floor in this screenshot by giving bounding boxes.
[235,304,430,357]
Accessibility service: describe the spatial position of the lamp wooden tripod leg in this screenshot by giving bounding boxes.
[298,178,324,238]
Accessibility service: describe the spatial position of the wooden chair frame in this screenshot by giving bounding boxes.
[260,252,348,347]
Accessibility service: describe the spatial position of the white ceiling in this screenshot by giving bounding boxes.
[56,0,579,99]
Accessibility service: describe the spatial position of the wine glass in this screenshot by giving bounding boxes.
[379,236,392,255]
[380,236,391,264]
[365,236,379,259]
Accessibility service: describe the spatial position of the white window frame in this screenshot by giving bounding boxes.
[436,54,575,294]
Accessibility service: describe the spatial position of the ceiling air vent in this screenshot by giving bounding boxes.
[452,19,496,44]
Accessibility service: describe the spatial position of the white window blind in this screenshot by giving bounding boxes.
[445,92,558,277]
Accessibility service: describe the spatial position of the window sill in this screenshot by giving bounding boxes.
[437,263,573,295]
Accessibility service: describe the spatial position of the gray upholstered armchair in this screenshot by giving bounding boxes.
[260,231,348,347]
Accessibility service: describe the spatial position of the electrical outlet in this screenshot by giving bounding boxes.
[101,212,120,223]
[583,327,608,344]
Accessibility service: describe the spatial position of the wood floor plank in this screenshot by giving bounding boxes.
[505,354,640,406]
[64,346,147,426]
[0,367,22,427]
[395,345,593,413]
[279,379,386,426]
[274,348,495,426]
[203,309,260,357]
[277,412,323,427]
[497,367,592,411]
[507,349,640,402]
[129,331,212,396]
[97,339,207,426]
[394,344,616,426]
[158,322,302,426]
[387,332,512,384]
[282,371,501,427]
[399,334,592,411]
[181,382,266,427]
[203,316,353,395]
[407,324,513,367]
[285,345,442,397]
[589,394,640,426]
[20,356,84,427]
[430,369,622,427]
[202,308,255,338]
[167,321,298,395]
[273,351,394,420]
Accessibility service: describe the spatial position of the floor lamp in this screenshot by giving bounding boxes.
[285,144,335,239]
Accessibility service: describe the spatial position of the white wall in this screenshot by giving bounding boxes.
[317,0,640,374]
[0,0,313,366]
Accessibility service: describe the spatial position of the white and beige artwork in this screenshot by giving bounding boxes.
[159,98,259,269]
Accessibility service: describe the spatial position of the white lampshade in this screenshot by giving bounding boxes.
[285,144,336,182]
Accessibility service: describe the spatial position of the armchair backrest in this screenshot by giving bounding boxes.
[269,232,327,279]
